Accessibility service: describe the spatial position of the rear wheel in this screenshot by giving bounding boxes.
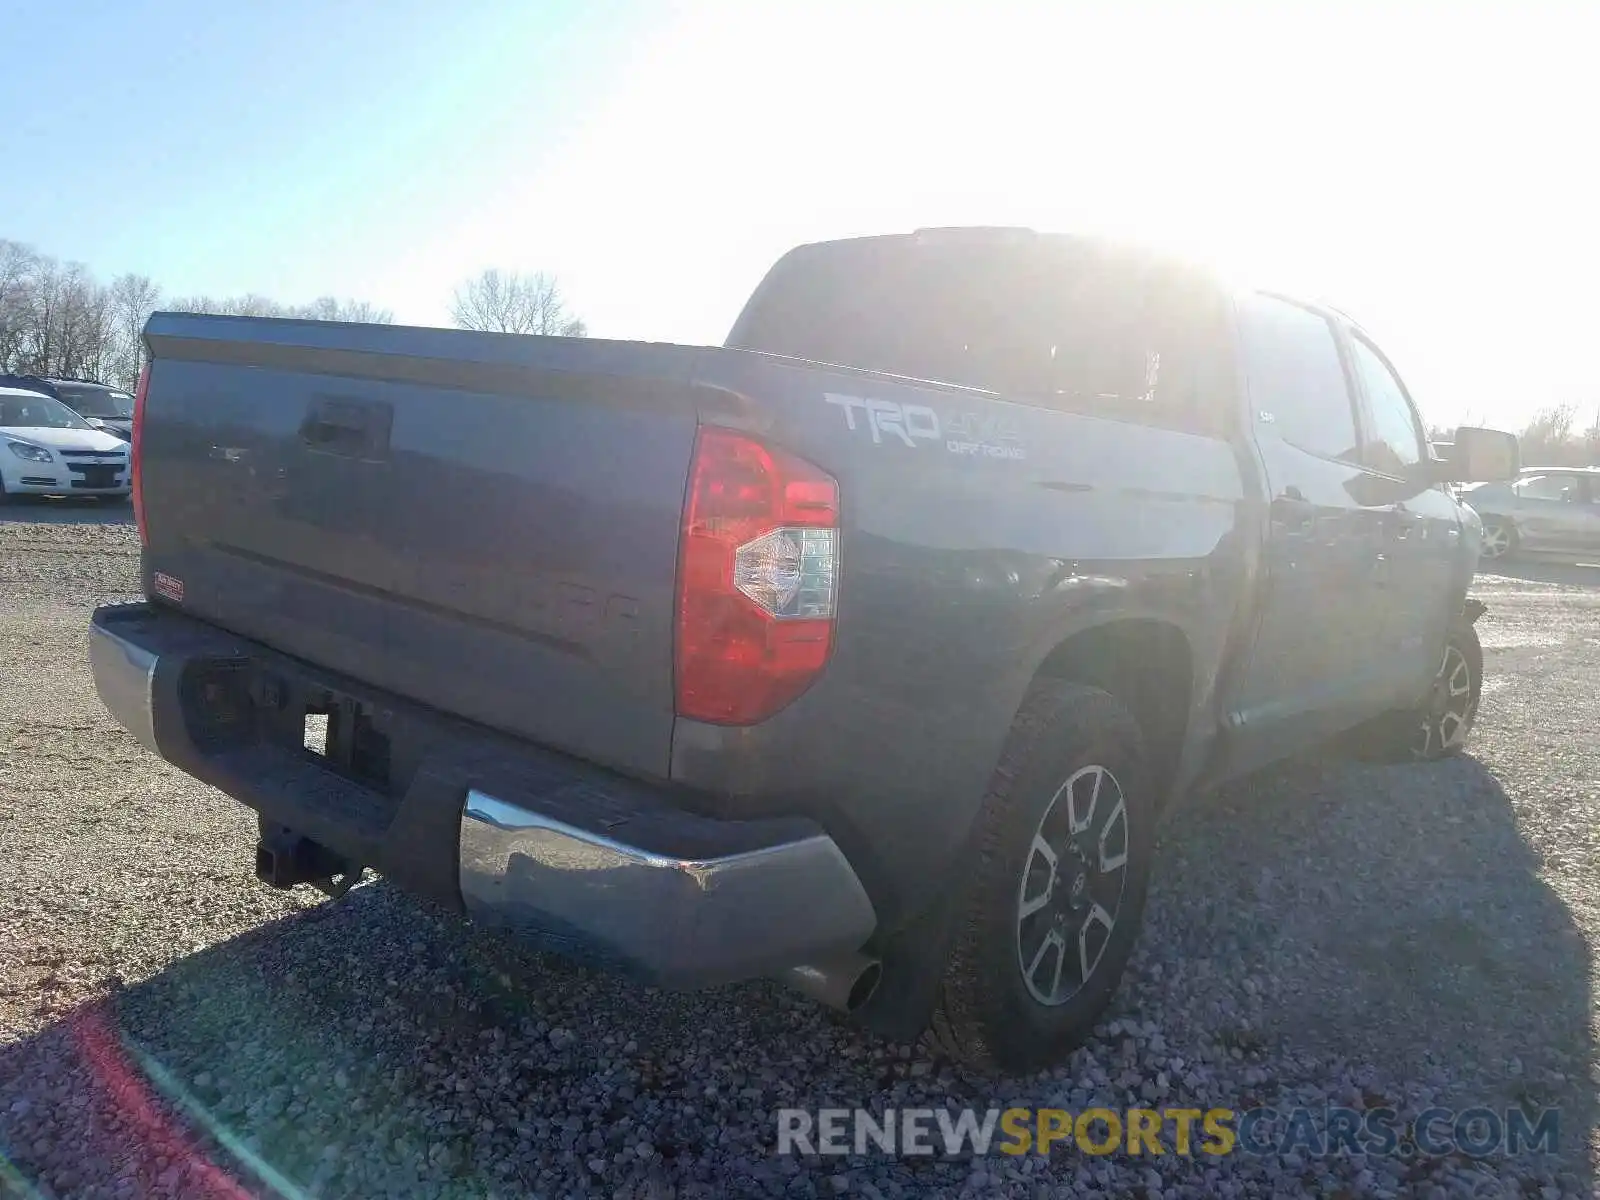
[1479,518,1515,561]
[930,682,1154,1073]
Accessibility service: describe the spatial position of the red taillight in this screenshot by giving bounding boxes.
[675,427,840,725]
[131,363,149,546]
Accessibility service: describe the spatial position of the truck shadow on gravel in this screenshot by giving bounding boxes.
[1144,750,1594,1175]
[0,751,1591,1196]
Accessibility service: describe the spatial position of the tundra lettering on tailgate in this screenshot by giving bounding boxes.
[824,392,1025,461]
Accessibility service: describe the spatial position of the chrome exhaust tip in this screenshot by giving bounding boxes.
[778,952,883,1013]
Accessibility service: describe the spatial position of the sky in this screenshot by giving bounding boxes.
[4,0,1598,434]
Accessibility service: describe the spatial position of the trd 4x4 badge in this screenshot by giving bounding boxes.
[823,393,1025,461]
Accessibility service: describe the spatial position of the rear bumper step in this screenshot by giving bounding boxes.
[89,602,876,988]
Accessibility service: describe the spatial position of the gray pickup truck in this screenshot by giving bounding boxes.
[91,228,1518,1072]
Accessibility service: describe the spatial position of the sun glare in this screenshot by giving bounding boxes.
[359,0,1600,432]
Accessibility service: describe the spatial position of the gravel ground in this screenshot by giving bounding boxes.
[1,503,1597,1198]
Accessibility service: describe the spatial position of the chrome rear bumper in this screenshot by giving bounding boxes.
[89,614,160,754]
[90,602,877,989]
[459,790,876,987]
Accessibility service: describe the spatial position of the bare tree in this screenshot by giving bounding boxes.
[167,293,293,318]
[1519,404,1580,466]
[450,269,587,336]
[168,293,393,324]
[106,273,162,388]
[0,240,40,371]
[56,265,115,380]
[18,258,82,376]
[300,296,394,324]
[1,236,395,385]
[0,240,33,300]
[0,252,113,379]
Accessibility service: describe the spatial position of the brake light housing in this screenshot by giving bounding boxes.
[675,427,839,725]
[131,362,149,547]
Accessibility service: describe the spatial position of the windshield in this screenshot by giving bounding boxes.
[0,394,95,430]
[54,385,134,418]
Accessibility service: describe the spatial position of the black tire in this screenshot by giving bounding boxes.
[1479,518,1516,561]
[1348,619,1484,763]
[930,681,1154,1073]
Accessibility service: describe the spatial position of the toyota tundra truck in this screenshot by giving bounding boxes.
[90,228,1518,1072]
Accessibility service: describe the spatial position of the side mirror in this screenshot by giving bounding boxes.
[1439,426,1519,483]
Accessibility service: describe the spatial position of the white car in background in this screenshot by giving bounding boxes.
[1461,466,1600,561]
[0,386,132,502]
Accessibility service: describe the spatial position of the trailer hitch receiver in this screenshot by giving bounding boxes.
[255,823,366,898]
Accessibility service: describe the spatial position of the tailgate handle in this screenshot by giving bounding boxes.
[299,397,393,459]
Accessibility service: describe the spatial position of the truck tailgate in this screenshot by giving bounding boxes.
[139,314,706,779]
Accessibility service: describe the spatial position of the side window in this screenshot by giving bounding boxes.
[1348,335,1425,475]
[1237,293,1361,463]
[1515,474,1577,502]
[1035,260,1233,434]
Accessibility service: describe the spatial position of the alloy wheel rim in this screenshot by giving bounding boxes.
[1015,764,1130,1006]
[1481,524,1509,558]
[1416,643,1475,758]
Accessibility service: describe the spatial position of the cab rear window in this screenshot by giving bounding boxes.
[727,235,1233,434]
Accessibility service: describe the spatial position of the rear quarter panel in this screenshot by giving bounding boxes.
[671,352,1253,929]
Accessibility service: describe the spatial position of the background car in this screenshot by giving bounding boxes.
[1461,466,1600,561]
[0,374,135,440]
[0,385,132,501]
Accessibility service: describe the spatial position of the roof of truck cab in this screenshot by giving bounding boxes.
[794,226,1182,260]
[790,227,1320,300]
